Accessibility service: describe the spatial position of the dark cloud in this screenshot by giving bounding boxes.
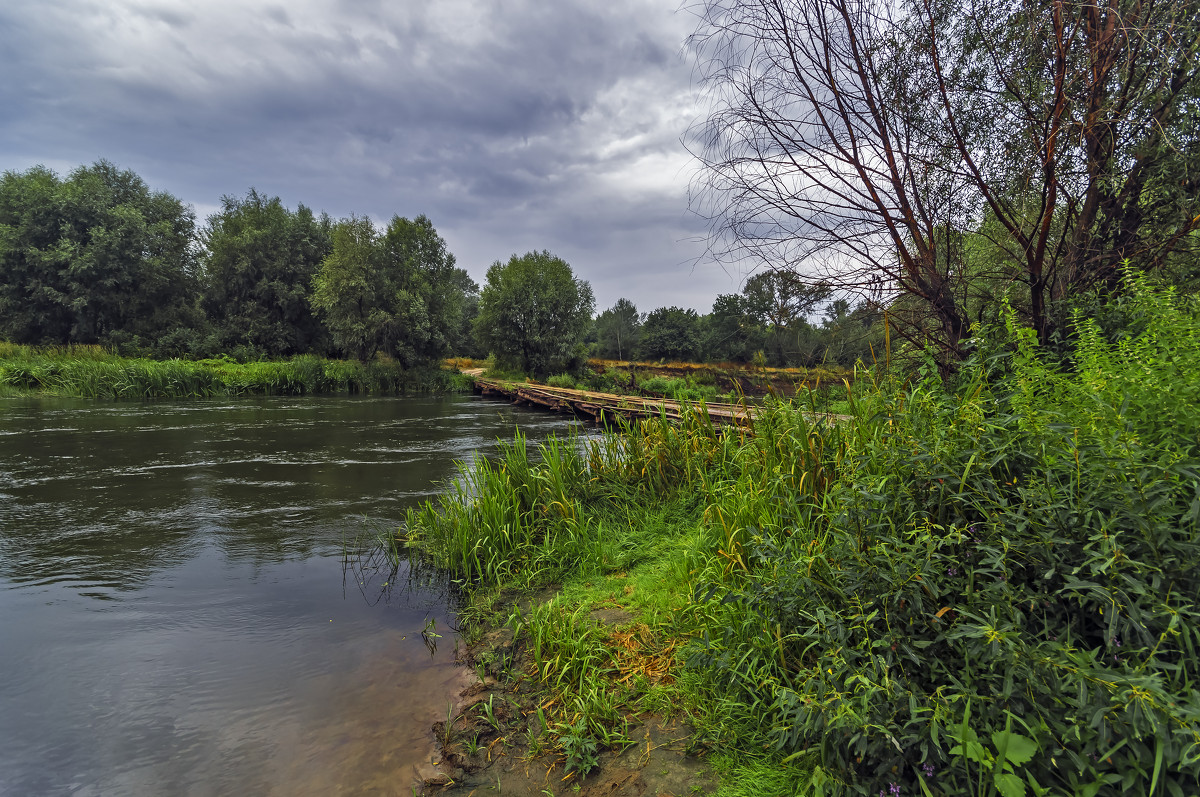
[0,0,744,312]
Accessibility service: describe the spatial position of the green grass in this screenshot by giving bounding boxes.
[0,343,471,398]
[401,270,1200,796]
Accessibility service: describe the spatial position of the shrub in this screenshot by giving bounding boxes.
[691,271,1200,795]
[399,270,1200,796]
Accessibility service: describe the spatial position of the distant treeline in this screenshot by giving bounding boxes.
[0,161,476,365]
[0,160,883,369]
[591,272,883,369]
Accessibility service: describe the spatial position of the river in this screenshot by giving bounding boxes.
[0,394,582,796]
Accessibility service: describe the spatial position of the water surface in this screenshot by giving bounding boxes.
[0,394,581,796]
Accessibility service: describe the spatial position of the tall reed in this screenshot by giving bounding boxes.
[404,271,1200,797]
[0,346,466,398]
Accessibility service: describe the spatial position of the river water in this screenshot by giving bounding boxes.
[0,394,582,796]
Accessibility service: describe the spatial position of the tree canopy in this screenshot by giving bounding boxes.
[201,189,332,357]
[0,161,198,350]
[691,0,1200,358]
[594,298,642,360]
[638,306,703,362]
[474,251,594,376]
[311,214,472,364]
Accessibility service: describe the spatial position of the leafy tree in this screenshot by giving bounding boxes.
[311,214,470,365]
[200,189,332,357]
[702,293,764,362]
[820,299,886,367]
[594,298,642,360]
[638,306,703,362]
[741,270,831,366]
[310,216,383,362]
[0,161,198,351]
[446,268,483,358]
[474,251,595,377]
[691,0,1200,358]
[375,215,472,367]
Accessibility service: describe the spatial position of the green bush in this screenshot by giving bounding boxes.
[692,271,1200,795]
[399,270,1200,796]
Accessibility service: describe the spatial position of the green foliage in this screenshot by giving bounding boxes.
[310,216,381,361]
[311,214,473,365]
[947,708,1039,797]
[820,299,886,368]
[405,431,608,587]
[408,270,1200,796]
[709,754,812,797]
[638,375,721,403]
[639,306,704,362]
[0,161,478,365]
[200,189,331,357]
[0,161,199,353]
[557,719,601,775]
[594,298,642,360]
[704,293,766,363]
[742,271,832,367]
[0,345,465,398]
[689,271,1200,795]
[473,250,594,378]
[691,0,1200,357]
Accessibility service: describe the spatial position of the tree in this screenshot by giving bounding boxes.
[820,299,886,367]
[201,189,332,357]
[310,216,384,362]
[375,215,473,367]
[703,293,766,362]
[594,298,642,360]
[0,161,198,350]
[690,0,1200,359]
[474,251,595,377]
[741,270,832,366]
[446,268,483,358]
[311,214,470,365]
[639,306,703,362]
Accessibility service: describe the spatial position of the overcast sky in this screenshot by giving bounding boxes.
[0,0,749,313]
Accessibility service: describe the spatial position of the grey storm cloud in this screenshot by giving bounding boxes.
[0,0,746,311]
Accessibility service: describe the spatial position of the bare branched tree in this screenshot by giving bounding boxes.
[688,0,1200,357]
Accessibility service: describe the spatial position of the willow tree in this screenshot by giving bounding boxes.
[690,0,1200,357]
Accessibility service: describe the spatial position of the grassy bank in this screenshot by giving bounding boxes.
[405,272,1200,796]
[0,343,474,399]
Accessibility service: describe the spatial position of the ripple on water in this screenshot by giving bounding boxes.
[0,394,586,795]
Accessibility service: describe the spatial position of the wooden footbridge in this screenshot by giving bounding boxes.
[471,376,759,426]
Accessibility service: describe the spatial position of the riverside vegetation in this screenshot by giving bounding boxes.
[0,343,474,399]
[402,271,1200,796]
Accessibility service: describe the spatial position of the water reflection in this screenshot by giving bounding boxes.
[0,394,581,795]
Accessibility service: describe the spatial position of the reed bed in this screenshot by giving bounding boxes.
[0,346,470,398]
[405,271,1200,796]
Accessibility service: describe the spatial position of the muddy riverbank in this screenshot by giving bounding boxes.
[424,597,719,797]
